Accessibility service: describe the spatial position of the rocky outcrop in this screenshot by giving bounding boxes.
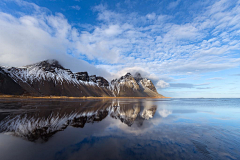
[73,72,109,87]
[96,77,109,87]
[74,72,89,81]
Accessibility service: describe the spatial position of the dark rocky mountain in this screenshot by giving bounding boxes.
[0,67,27,95]
[0,60,164,97]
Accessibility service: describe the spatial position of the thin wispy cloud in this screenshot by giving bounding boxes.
[71,5,81,10]
[167,0,181,10]
[207,77,224,80]
[168,82,210,89]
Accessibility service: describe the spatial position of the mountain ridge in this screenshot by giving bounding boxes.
[0,59,165,98]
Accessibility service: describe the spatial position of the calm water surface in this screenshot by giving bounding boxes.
[0,98,239,160]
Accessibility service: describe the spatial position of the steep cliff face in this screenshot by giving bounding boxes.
[74,71,109,87]
[0,60,164,97]
[110,73,140,97]
[110,72,164,97]
[0,67,27,95]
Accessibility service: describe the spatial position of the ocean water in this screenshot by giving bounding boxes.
[0,98,239,160]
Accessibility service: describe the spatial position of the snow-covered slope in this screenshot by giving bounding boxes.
[4,60,97,86]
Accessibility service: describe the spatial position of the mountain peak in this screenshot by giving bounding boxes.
[44,59,59,64]
[26,59,64,71]
[134,72,141,77]
[125,72,132,77]
[116,72,132,81]
[134,72,142,81]
[38,59,63,67]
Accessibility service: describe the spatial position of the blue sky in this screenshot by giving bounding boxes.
[0,0,240,98]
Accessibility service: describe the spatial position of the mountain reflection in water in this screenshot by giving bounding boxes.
[0,98,240,160]
[0,99,157,142]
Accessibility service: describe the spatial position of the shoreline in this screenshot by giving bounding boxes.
[0,95,170,99]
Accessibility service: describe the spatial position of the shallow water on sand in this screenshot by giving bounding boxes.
[0,98,239,160]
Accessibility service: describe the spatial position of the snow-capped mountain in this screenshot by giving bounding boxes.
[0,60,113,97]
[111,72,164,97]
[0,59,164,97]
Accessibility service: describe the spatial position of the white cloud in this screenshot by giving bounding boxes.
[146,13,156,20]
[156,80,170,89]
[167,0,181,10]
[163,24,202,41]
[0,11,111,78]
[207,77,224,80]
[71,5,81,10]
[104,25,123,36]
